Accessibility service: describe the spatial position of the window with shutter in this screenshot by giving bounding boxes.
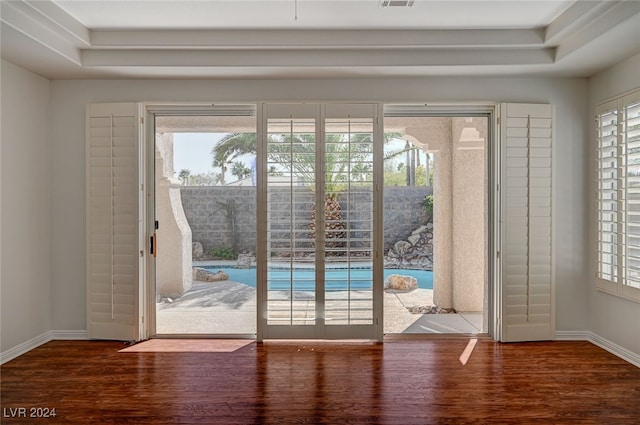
[596,89,640,302]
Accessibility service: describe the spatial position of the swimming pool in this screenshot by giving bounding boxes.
[203,266,433,291]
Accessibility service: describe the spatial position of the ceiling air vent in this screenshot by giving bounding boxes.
[379,0,415,7]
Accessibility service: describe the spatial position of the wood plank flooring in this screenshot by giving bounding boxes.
[1,339,639,424]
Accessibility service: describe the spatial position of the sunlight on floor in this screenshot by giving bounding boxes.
[459,338,478,365]
[119,339,254,353]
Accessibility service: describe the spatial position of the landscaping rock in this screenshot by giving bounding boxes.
[236,253,254,268]
[192,242,204,259]
[384,274,418,291]
[193,267,228,282]
[393,241,412,256]
[407,305,456,314]
[412,225,428,235]
[385,223,434,271]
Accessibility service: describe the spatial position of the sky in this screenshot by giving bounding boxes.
[172,132,425,178]
[173,133,224,175]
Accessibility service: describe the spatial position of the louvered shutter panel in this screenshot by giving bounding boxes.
[86,103,142,341]
[621,91,640,294]
[596,99,619,289]
[501,103,554,342]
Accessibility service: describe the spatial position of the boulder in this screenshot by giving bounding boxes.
[236,253,254,268]
[417,257,433,269]
[192,242,204,259]
[393,240,412,256]
[407,305,456,314]
[384,274,418,291]
[193,267,228,282]
[384,257,398,268]
[412,225,428,235]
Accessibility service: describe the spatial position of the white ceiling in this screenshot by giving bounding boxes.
[2,0,640,80]
[53,0,573,30]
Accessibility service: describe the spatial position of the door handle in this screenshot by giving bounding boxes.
[150,233,157,257]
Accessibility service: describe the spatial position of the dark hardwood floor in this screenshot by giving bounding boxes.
[1,339,639,424]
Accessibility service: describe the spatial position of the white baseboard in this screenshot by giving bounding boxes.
[51,330,88,340]
[1,330,88,365]
[556,330,640,368]
[588,332,640,368]
[554,330,591,340]
[1,332,51,365]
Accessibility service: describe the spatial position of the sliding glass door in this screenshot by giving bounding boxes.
[258,103,382,340]
[151,108,258,336]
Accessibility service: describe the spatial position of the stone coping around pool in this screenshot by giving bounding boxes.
[193,260,431,271]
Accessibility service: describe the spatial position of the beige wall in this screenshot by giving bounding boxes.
[1,60,52,353]
[0,72,595,355]
[45,76,589,335]
[588,52,640,357]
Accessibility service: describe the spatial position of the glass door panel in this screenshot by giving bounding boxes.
[266,117,317,327]
[260,103,380,340]
[324,117,375,327]
[153,110,257,336]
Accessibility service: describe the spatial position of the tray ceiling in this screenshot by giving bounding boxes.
[2,0,640,79]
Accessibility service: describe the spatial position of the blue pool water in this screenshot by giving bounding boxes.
[203,266,433,291]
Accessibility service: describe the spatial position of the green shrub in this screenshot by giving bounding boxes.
[210,247,236,260]
[423,194,434,215]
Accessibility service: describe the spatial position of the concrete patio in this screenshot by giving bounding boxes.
[156,280,483,335]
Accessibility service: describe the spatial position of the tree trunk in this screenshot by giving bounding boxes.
[309,194,346,254]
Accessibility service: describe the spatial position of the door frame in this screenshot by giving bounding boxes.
[144,103,260,338]
[382,104,499,339]
[138,102,501,341]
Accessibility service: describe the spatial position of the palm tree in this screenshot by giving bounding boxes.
[230,160,252,181]
[178,168,191,185]
[384,140,421,186]
[213,172,225,186]
[266,132,376,252]
[211,157,227,185]
[258,132,327,245]
[213,131,399,184]
[212,131,398,252]
[351,162,372,182]
[212,133,257,168]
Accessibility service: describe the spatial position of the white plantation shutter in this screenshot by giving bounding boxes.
[500,103,554,342]
[596,99,619,289]
[596,89,640,302]
[622,91,640,295]
[86,103,143,341]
